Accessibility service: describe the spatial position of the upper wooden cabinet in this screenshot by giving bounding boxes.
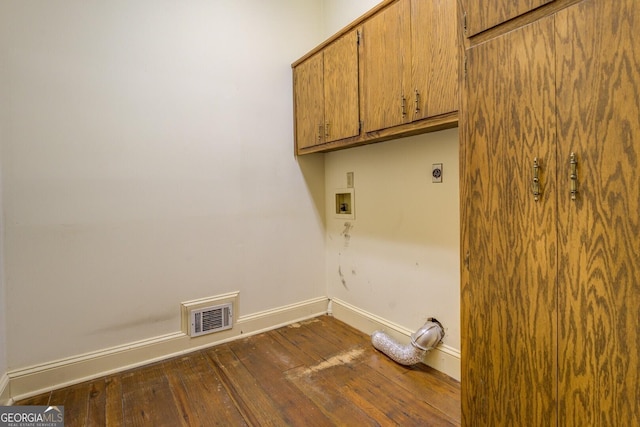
[411,0,458,121]
[361,0,407,133]
[293,52,324,151]
[323,31,360,144]
[293,30,359,151]
[363,0,458,133]
[461,0,555,36]
[292,0,458,155]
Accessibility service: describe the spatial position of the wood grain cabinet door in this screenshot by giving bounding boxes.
[293,52,324,151]
[410,0,458,122]
[362,0,409,133]
[463,0,640,424]
[463,15,558,426]
[462,0,555,36]
[323,30,360,143]
[555,0,640,424]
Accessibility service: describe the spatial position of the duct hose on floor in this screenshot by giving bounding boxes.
[371,318,444,366]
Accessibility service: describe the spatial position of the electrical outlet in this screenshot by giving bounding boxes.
[432,163,443,183]
[346,172,354,188]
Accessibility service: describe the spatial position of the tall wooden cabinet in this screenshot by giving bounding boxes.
[461,0,640,425]
[462,0,555,36]
[463,15,558,425]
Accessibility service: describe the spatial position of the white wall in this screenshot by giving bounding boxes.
[321,0,381,37]
[0,0,326,370]
[321,1,460,353]
[325,130,460,351]
[1,0,461,384]
[0,160,6,397]
[0,33,8,400]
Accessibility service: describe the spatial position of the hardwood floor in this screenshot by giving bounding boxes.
[15,315,461,426]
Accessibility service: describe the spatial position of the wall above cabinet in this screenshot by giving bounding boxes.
[292,0,459,156]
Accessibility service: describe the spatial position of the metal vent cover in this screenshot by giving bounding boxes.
[190,303,233,337]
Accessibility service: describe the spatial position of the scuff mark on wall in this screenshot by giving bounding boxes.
[338,265,348,289]
[90,310,176,334]
[340,221,353,247]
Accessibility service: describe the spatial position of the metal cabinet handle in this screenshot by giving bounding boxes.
[570,152,578,201]
[532,157,541,202]
[401,95,407,118]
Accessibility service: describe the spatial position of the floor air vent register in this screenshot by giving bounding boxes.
[180,292,238,338]
[189,303,233,337]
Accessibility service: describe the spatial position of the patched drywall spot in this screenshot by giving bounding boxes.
[292,348,365,377]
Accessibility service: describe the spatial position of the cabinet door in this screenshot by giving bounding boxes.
[462,0,555,36]
[463,16,557,426]
[323,30,360,143]
[293,52,324,151]
[556,0,640,424]
[362,0,410,133]
[410,0,458,121]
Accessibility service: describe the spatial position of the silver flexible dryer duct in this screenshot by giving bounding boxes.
[371,318,444,366]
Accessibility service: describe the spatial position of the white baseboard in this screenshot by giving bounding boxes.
[8,297,329,402]
[0,372,12,405]
[7,296,460,401]
[329,298,461,381]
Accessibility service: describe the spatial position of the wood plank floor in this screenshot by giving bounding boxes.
[15,315,461,426]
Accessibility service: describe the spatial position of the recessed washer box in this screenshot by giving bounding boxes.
[335,189,355,219]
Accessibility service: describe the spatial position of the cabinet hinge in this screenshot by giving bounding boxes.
[464,55,467,80]
[357,30,361,45]
[463,11,467,35]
